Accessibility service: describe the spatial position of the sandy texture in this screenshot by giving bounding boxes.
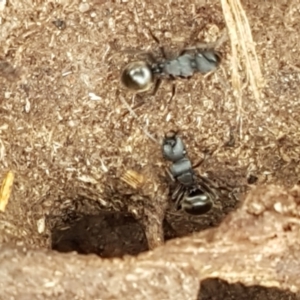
[0,0,300,298]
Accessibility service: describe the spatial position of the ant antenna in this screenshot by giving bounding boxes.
[147,28,168,59]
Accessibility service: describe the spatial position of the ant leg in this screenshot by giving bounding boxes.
[184,29,228,51]
[178,48,190,56]
[198,176,218,200]
[169,82,176,102]
[138,52,156,63]
[159,46,168,59]
[152,79,162,96]
[192,151,209,169]
[172,186,185,206]
[148,28,160,44]
[148,28,168,59]
[121,81,161,119]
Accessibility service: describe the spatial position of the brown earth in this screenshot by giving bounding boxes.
[0,0,300,299]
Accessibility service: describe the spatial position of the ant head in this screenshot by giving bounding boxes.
[121,61,154,92]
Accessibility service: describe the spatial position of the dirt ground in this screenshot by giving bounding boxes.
[0,0,300,298]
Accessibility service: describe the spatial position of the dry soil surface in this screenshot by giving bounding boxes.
[0,0,300,299]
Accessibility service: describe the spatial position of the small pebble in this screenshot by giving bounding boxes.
[79,2,90,13]
[0,0,7,11]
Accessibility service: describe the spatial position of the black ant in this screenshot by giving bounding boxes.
[120,32,222,97]
[162,131,217,215]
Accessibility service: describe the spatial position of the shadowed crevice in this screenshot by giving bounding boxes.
[198,278,300,300]
[51,211,149,258]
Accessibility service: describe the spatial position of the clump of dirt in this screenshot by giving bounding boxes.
[1,185,300,299]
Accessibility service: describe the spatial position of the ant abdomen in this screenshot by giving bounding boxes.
[180,190,213,215]
[121,61,154,92]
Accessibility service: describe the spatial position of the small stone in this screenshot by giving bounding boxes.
[0,0,7,11]
[79,2,90,13]
[37,217,45,234]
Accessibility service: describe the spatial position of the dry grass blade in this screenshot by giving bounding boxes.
[120,170,145,189]
[220,0,265,136]
[0,171,14,212]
